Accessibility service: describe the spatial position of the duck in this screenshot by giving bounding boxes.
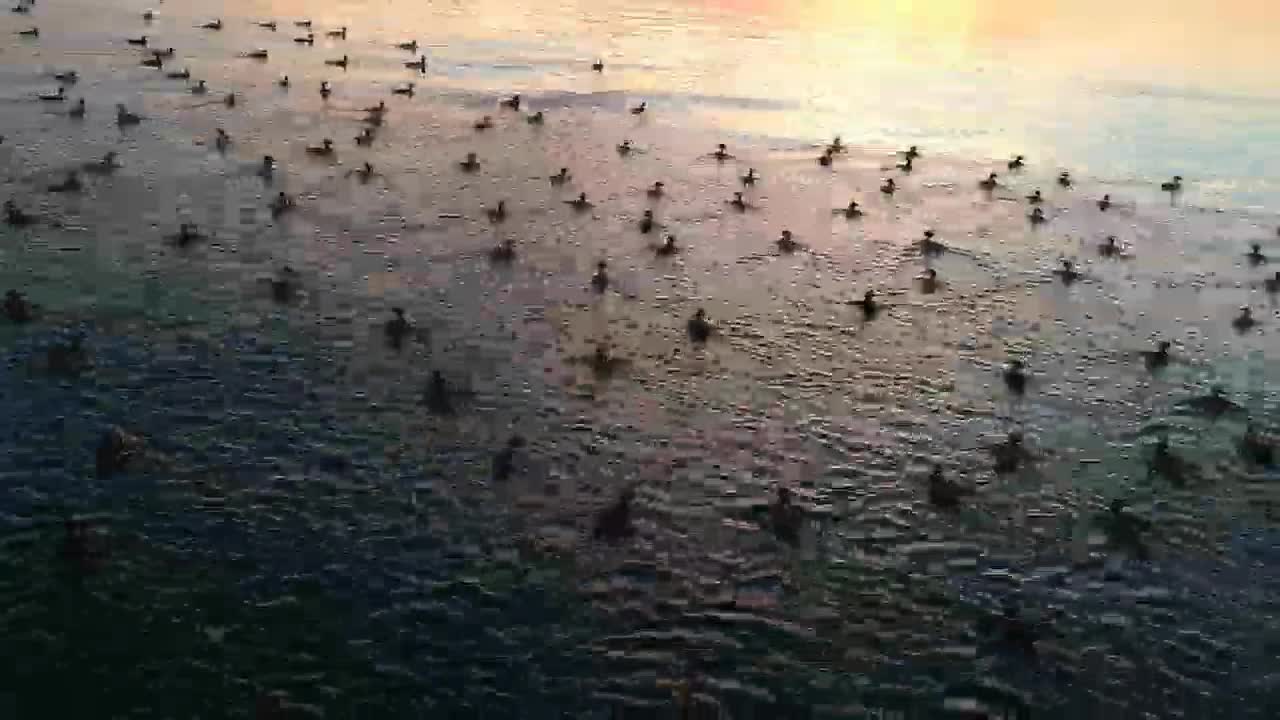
[166,68,191,80]
[489,239,516,263]
[828,136,846,154]
[244,49,268,60]
[638,209,654,234]
[1232,306,1256,331]
[654,234,679,257]
[491,434,525,481]
[817,148,834,167]
[500,94,521,110]
[630,101,646,115]
[549,168,570,185]
[1097,194,1112,211]
[584,344,630,378]
[116,104,141,126]
[567,192,593,211]
[54,70,78,84]
[305,138,334,156]
[1098,499,1152,560]
[1029,207,1047,225]
[1003,359,1028,394]
[1161,175,1183,192]
[200,19,222,30]
[687,308,712,342]
[712,143,733,161]
[96,426,143,478]
[1098,235,1121,257]
[295,20,313,28]
[17,27,38,38]
[223,92,238,108]
[294,33,314,45]
[397,40,418,51]
[325,55,349,69]
[1175,385,1244,419]
[1264,271,1280,293]
[880,178,896,195]
[1239,423,1275,467]
[1007,155,1025,170]
[592,59,604,72]
[168,222,204,247]
[991,431,1030,474]
[10,2,29,12]
[405,55,427,72]
[836,199,862,218]
[384,307,412,348]
[902,144,919,160]
[257,155,276,179]
[140,54,164,68]
[458,152,480,172]
[919,268,939,294]
[269,266,299,303]
[1025,189,1043,204]
[364,101,387,117]
[319,81,331,99]
[590,261,609,292]
[47,171,82,193]
[423,370,455,414]
[189,80,207,95]
[768,487,802,544]
[257,20,277,30]
[853,289,878,318]
[326,26,347,39]
[349,162,376,182]
[1057,171,1072,188]
[927,465,972,508]
[1245,242,1267,266]
[269,192,294,216]
[979,172,999,190]
[3,289,33,322]
[486,200,507,223]
[473,115,494,131]
[919,229,945,255]
[646,181,665,198]
[355,128,375,147]
[4,201,37,227]
[393,82,415,96]
[616,139,633,156]
[741,168,758,186]
[126,35,148,46]
[1147,437,1192,486]
[1053,259,1079,284]
[776,229,800,253]
[38,87,65,101]
[896,156,914,173]
[151,47,175,58]
[526,111,544,125]
[1139,340,1172,370]
[727,191,748,211]
[83,151,121,174]
[593,488,636,541]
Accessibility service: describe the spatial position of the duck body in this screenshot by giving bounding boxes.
[928,466,971,508]
[593,490,635,541]
[473,115,493,130]
[687,309,712,342]
[1161,175,1183,192]
[3,289,33,322]
[880,179,896,194]
[1098,194,1111,211]
[1003,360,1027,394]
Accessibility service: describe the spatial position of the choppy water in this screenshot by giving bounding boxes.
[2,0,1279,717]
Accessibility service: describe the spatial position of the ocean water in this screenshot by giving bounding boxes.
[1,0,1278,717]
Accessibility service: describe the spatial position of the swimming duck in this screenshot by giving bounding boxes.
[584,344,631,378]
[991,431,1030,474]
[630,101,646,115]
[1053,259,1079,283]
[140,54,164,68]
[224,90,236,106]
[200,19,222,30]
[355,128,375,146]
[1003,359,1028,394]
[96,426,143,478]
[54,70,78,84]
[880,178,896,194]
[3,289,33,322]
[853,289,878,318]
[486,200,507,223]
[489,239,516,263]
[1007,155,1025,170]
[168,222,204,247]
[1146,437,1192,485]
[654,234,679,257]
[405,55,427,72]
[1265,271,1280,293]
[423,370,456,414]
[295,20,313,28]
[17,27,38,37]
[1098,235,1121,257]
[919,229,945,255]
[325,55,349,69]
[459,152,480,172]
[1139,340,1172,370]
[45,334,92,376]
[190,80,207,95]
[818,148,834,167]
[639,210,654,234]
[305,138,334,156]
[1099,499,1152,560]
[768,487,802,544]
[38,87,65,101]
[1239,423,1275,467]
[384,307,412,348]
[245,49,268,60]
[1057,171,1072,188]
[349,162,376,182]
[727,191,748,211]
[776,230,800,253]
[499,94,521,110]
[592,59,604,72]
[1097,194,1111,211]
[1245,242,1266,266]
[294,33,314,45]
[593,488,635,541]
[257,155,276,179]
[473,115,494,131]
[1232,306,1256,331]
[712,143,733,161]
[126,35,148,46]
[151,47,175,58]
[393,82,415,96]
[919,268,939,294]
[116,104,141,126]
[10,2,28,12]
[1025,189,1043,204]
[741,168,758,186]
[167,68,191,80]
[1175,385,1244,419]
[270,266,299,303]
[526,111,544,125]
[1161,175,1183,192]
[4,201,36,227]
[927,465,972,508]
[492,434,525,481]
[1029,207,1047,225]
[896,156,914,173]
[397,40,418,51]
[258,20,277,30]
[567,192,593,211]
[828,136,846,153]
[646,181,665,198]
[616,139,633,156]
[687,308,712,342]
[83,151,121,175]
[269,192,294,217]
[979,172,999,190]
[837,200,862,218]
[319,81,331,98]
[326,26,347,39]
[47,171,82,193]
[549,168,570,185]
[590,261,609,292]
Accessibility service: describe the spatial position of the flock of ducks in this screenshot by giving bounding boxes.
[4,7,1277,583]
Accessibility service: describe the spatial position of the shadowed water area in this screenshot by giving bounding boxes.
[1,0,1279,717]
